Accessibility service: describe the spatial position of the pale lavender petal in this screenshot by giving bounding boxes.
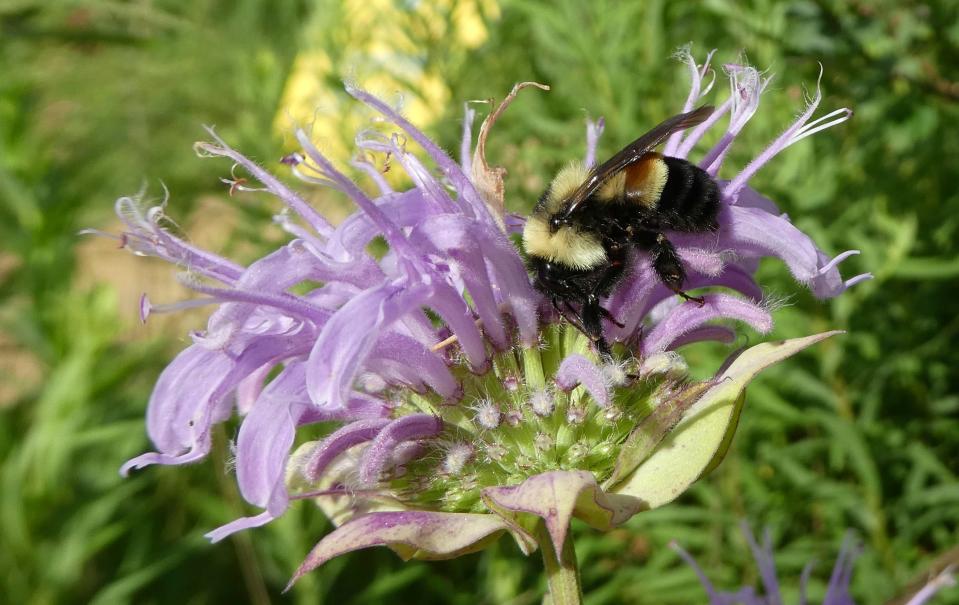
[643,294,772,355]
[555,354,610,408]
[356,130,457,215]
[460,103,476,173]
[120,345,233,476]
[371,333,458,399]
[619,264,764,341]
[114,195,243,283]
[734,184,781,214]
[412,214,511,349]
[121,328,294,475]
[195,128,333,237]
[605,262,660,341]
[204,511,275,543]
[700,64,769,175]
[320,189,430,260]
[202,244,330,342]
[725,67,852,200]
[306,282,431,412]
[257,361,389,421]
[207,396,318,541]
[469,222,540,345]
[358,414,444,485]
[235,362,273,416]
[425,280,489,369]
[707,204,865,298]
[664,47,717,156]
[676,96,733,159]
[180,278,328,345]
[678,247,727,277]
[584,116,605,168]
[294,129,423,272]
[905,566,957,605]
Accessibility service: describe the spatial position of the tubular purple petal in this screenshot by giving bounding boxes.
[666,325,737,350]
[642,294,773,355]
[346,85,494,226]
[196,128,334,237]
[115,195,243,283]
[358,414,444,486]
[700,64,769,176]
[303,418,392,481]
[205,511,276,543]
[555,354,610,408]
[725,67,851,200]
[664,47,717,156]
[424,280,490,369]
[306,282,431,412]
[370,333,459,399]
[676,96,733,159]
[294,128,423,272]
[823,533,861,605]
[711,204,861,297]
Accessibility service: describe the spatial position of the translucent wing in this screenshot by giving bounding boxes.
[562,105,714,217]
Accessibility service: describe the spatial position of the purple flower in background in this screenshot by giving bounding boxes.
[107,47,870,592]
[675,524,957,605]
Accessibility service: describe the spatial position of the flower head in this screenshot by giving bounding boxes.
[108,48,868,584]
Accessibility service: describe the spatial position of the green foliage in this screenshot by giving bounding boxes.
[1,0,956,603]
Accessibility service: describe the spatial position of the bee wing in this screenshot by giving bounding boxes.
[562,105,714,217]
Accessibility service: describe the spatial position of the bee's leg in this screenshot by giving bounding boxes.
[552,297,588,335]
[597,306,625,329]
[581,298,612,360]
[585,261,627,359]
[649,233,705,306]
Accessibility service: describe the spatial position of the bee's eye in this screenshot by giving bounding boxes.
[549,217,564,232]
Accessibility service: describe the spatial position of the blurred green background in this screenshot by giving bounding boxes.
[1,1,957,603]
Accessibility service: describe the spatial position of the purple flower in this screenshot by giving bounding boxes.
[108,47,869,589]
[675,524,957,605]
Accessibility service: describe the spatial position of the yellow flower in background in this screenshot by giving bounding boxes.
[274,0,498,188]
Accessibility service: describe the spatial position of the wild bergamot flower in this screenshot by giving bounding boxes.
[107,48,869,602]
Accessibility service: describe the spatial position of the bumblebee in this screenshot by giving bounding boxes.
[522,106,719,358]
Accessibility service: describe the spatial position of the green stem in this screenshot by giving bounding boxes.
[536,521,583,605]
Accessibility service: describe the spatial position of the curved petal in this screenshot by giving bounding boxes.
[554,354,610,408]
[120,345,233,475]
[288,511,519,588]
[306,282,431,411]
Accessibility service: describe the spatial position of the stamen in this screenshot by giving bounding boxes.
[787,109,854,147]
[138,293,220,323]
[844,273,873,288]
[818,250,860,275]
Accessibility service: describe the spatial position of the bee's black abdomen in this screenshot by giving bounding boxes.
[658,157,720,232]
